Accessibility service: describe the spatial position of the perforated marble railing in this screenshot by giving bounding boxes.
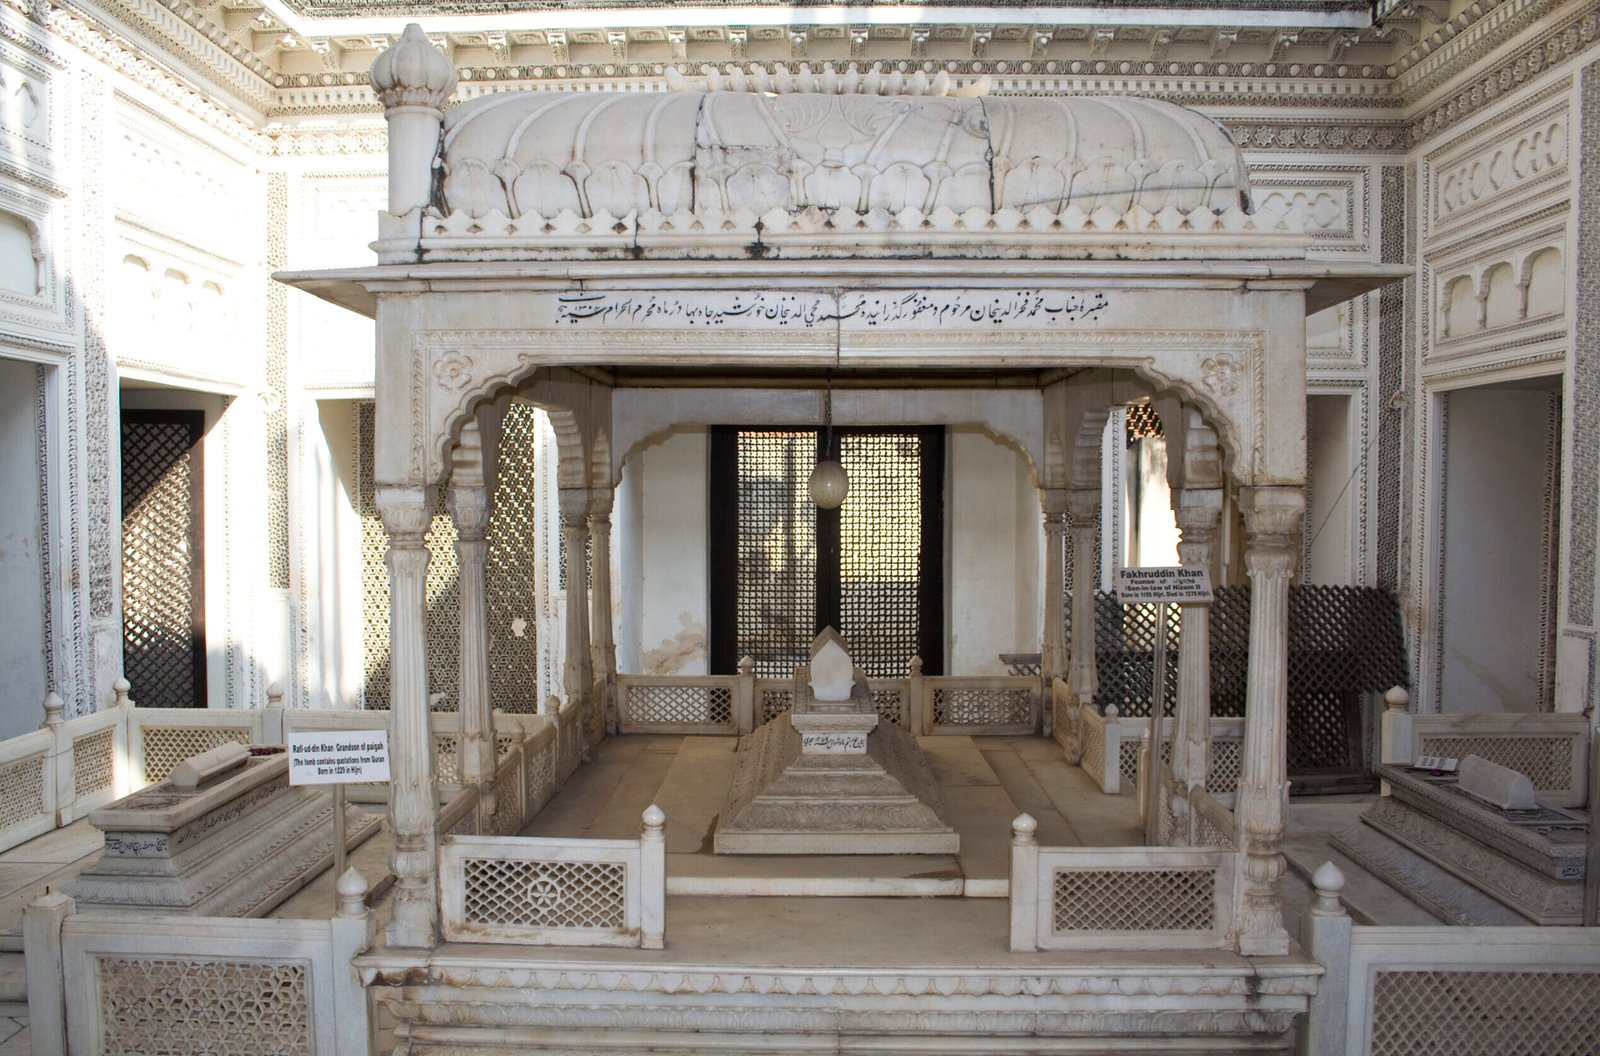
[618,663,1040,737]
[1008,814,1236,952]
[1383,707,1590,808]
[439,804,666,949]
[0,678,569,855]
[25,864,375,1056]
[1299,863,1600,1056]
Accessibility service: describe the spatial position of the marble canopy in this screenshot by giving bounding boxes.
[276,24,1408,954]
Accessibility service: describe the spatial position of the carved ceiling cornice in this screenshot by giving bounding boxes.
[29,0,1600,154]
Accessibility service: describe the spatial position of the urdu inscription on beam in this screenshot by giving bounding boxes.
[553,289,1113,330]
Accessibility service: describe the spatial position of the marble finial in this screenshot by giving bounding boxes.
[370,24,457,111]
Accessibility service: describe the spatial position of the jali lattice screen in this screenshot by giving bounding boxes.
[359,401,542,711]
[838,432,923,678]
[734,432,818,678]
[121,411,205,708]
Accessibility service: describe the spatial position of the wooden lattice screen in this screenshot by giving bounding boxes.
[1072,585,1409,786]
[121,409,206,708]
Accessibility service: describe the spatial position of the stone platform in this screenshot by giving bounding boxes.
[527,734,1141,897]
[1331,763,1587,925]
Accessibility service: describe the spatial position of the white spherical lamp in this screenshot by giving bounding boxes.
[808,459,849,509]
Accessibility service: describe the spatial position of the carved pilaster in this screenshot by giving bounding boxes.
[558,487,594,746]
[1066,488,1101,710]
[1040,489,1069,689]
[375,484,438,948]
[1171,488,1222,799]
[448,481,494,810]
[1234,486,1304,956]
[588,488,618,736]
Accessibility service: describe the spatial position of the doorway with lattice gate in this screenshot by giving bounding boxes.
[709,427,943,678]
[120,408,206,708]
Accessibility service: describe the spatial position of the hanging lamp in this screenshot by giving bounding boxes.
[808,376,849,509]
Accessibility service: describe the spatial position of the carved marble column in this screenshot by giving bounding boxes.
[1234,486,1305,956]
[375,484,439,948]
[1066,487,1101,709]
[448,480,495,811]
[588,488,618,736]
[558,487,594,739]
[1040,489,1069,689]
[1170,488,1222,801]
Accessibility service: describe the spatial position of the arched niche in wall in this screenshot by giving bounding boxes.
[117,255,155,333]
[1524,246,1564,319]
[1443,274,1477,338]
[0,211,41,297]
[1481,262,1519,329]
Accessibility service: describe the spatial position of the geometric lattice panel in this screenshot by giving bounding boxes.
[142,727,250,784]
[838,432,922,679]
[121,413,204,709]
[735,432,818,678]
[98,956,310,1056]
[626,685,730,725]
[1052,867,1214,932]
[0,754,45,831]
[73,729,116,798]
[463,858,626,929]
[357,403,393,710]
[357,402,461,711]
[1417,737,1571,791]
[1080,585,1410,781]
[486,402,540,713]
[760,688,795,723]
[932,687,1032,727]
[1370,970,1600,1056]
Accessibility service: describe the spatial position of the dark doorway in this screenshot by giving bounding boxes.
[121,409,206,707]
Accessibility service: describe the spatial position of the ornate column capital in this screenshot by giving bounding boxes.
[1174,486,1223,570]
[1040,487,1070,523]
[586,485,615,522]
[375,484,432,543]
[1067,486,1100,522]
[1240,486,1305,579]
[447,484,490,543]
[558,486,593,525]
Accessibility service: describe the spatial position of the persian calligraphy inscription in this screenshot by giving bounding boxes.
[554,289,1112,330]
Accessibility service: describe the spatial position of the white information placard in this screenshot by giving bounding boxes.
[1114,566,1214,604]
[287,730,391,785]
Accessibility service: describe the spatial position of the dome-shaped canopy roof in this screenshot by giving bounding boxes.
[438,90,1251,221]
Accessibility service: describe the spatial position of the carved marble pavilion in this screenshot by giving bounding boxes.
[273,26,1407,1051]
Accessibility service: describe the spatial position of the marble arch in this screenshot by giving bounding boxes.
[279,19,1408,981]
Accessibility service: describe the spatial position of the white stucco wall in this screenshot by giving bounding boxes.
[948,429,1041,675]
[0,357,47,739]
[1439,385,1559,713]
[624,428,709,675]
[304,399,366,708]
[1306,393,1355,584]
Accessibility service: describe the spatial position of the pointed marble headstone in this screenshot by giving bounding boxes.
[809,627,854,703]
